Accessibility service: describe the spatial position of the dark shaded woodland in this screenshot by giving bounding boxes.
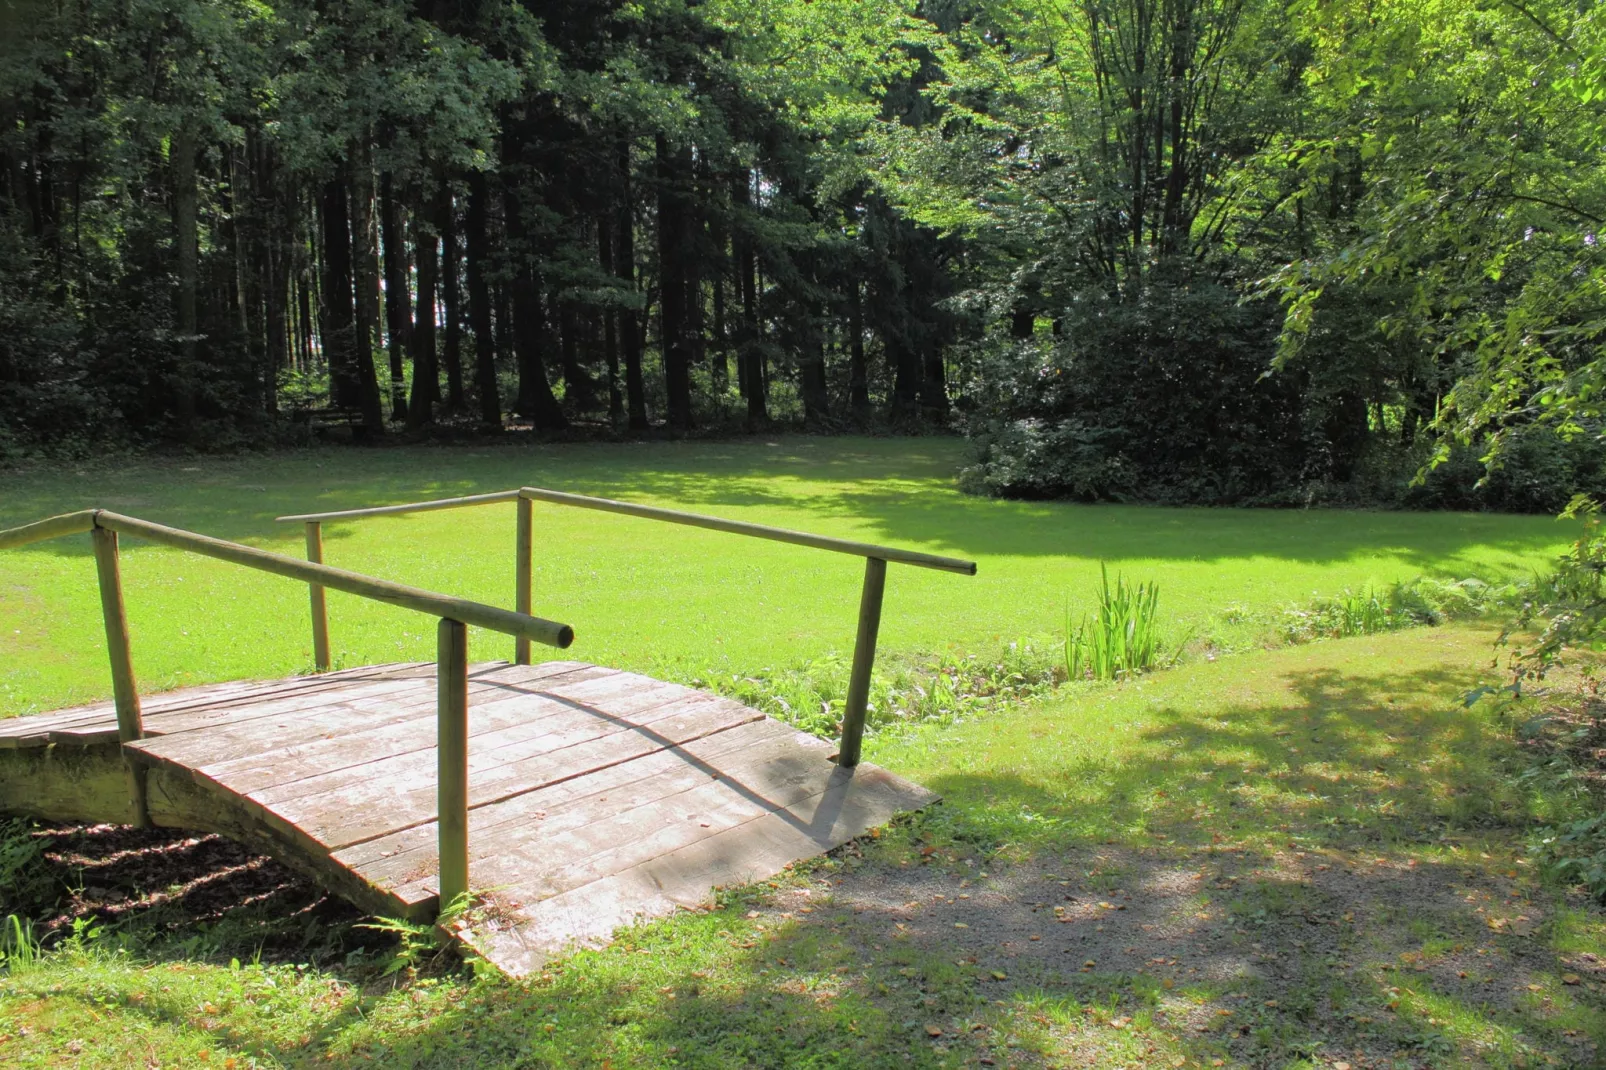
[2,0,1603,510]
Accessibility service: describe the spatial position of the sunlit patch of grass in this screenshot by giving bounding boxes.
[0,437,1571,718]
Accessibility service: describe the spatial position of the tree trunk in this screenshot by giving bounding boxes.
[732,169,765,427]
[848,279,869,418]
[465,170,501,429]
[318,179,359,411]
[889,336,921,419]
[656,136,694,429]
[172,125,199,426]
[438,181,464,412]
[617,141,648,430]
[407,198,437,428]
[919,343,948,419]
[597,216,624,423]
[380,172,410,422]
[349,143,386,435]
[801,327,830,425]
[512,272,565,429]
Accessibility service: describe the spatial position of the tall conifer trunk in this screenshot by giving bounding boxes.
[407,197,437,428]
[464,170,501,429]
[318,179,359,411]
[656,136,694,429]
[172,126,199,426]
[848,279,869,418]
[616,141,648,429]
[438,182,465,411]
[732,169,765,427]
[380,172,410,422]
[349,142,386,434]
[598,216,624,422]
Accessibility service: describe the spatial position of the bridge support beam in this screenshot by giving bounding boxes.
[437,617,470,917]
[838,556,886,769]
[91,525,149,828]
[305,521,331,671]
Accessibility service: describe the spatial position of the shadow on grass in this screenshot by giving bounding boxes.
[914,659,1537,861]
[0,438,1568,575]
[6,646,1599,1067]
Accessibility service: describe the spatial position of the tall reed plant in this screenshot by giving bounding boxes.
[1065,564,1168,681]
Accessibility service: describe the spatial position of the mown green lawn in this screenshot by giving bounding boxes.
[3,625,1602,1068]
[1,440,1599,1069]
[0,437,1573,717]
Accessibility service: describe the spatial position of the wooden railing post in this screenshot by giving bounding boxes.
[515,495,533,665]
[90,525,150,828]
[437,617,470,917]
[305,521,330,671]
[838,556,887,769]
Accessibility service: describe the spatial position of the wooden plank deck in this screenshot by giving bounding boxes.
[0,662,935,976]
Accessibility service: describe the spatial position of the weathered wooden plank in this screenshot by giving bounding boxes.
[0,676,262,740]
[265,692,764,851]
[261,687,726,815]
[1,658,939,977]
[191,669,649,801]
[132,663,598,769]
[459,762,936,975]
[221,669,680,803]
[69,677,425,750]
[337,717,797,882]
[3,663,438,750]
[390,730,843,905]
[121,663,457,741]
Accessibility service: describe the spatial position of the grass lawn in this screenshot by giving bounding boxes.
[0,437,1575,718]
[2,624,1602,1068]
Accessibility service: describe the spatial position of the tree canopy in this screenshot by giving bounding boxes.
[0,0,1601,510]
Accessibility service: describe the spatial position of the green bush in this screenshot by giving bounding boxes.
[1281,577,1510,643]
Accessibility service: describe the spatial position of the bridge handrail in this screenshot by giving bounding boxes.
[0,508,577,918]
[275,485,978,770]
[280,487,977,576]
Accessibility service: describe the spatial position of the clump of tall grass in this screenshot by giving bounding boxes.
[1064,564,1174,681]
[0,914,41,974]
[1281,577,1513,643]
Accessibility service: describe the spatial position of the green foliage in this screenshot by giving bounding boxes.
[355,892,471,977]
[0,819,55,920]
[1063,565,1169,681]
[711,640,1061,740]
[1509,496,1606,681]
[0,914,41,974]
[1269,0,1606,490]
[1282,577,1511,643]
[959,281,1309,504]
[1540,812,1606,903]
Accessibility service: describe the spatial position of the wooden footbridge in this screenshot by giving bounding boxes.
[0,490,973,976]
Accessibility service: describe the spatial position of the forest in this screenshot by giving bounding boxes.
[1,0,1602,510]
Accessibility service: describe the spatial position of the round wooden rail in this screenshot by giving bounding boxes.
[272,486,978,769]
[94,512,573,650]
[277,486,978,575]
[0,508,580,919]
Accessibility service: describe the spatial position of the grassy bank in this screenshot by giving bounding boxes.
[3,624,1602,1068]
[0,437,1572,718]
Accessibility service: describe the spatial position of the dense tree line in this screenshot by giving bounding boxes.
[0,0,953,447]
[1,0,1602,511]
